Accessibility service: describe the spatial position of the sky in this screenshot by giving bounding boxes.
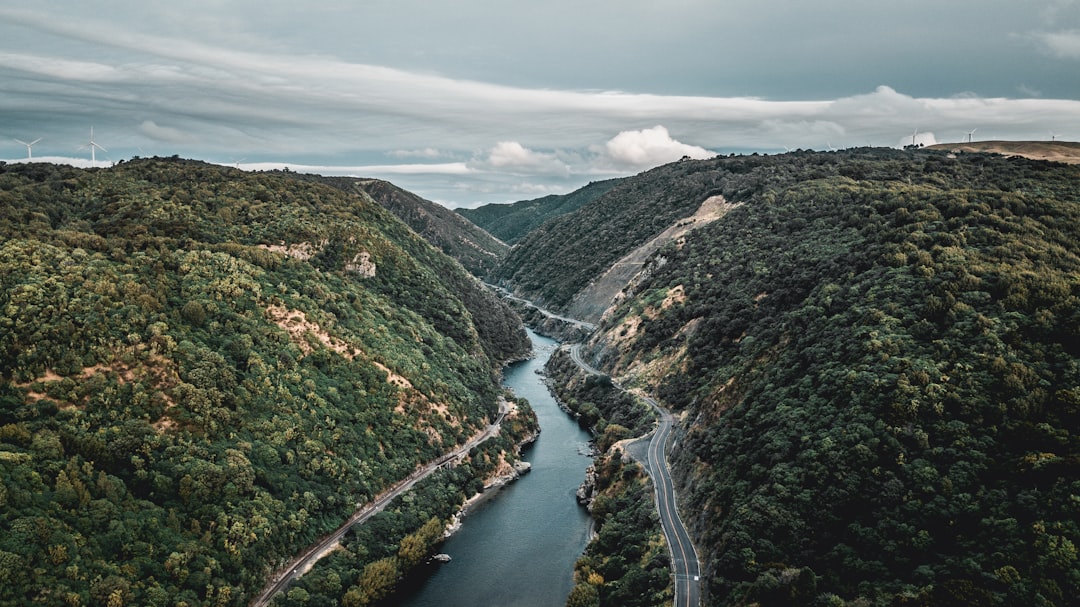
[2,1,1080,208]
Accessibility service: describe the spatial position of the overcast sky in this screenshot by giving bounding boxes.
[3,1,1080,207]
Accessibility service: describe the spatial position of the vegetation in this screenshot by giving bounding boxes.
[490,158,749,311]
[286,174,511,279]
[501,297,594,343]
[271,395,539,607]
[545,348,652,442]
[568,453,672,607]
[495,148,1080,315]
[575,150,1080,605]
[0,157,528,606]
[286,174,530,364]
[457,179,621,247]
[542,347,667,606]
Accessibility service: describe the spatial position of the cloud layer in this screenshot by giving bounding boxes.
[2,3,1080,206]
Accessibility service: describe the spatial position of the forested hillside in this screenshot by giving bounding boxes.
[457,178,621,247]
[488,154,839,312]
[0,158,529,606]
[287,174,510,278]
[493,149,1079,317]
[572,150,1080,605]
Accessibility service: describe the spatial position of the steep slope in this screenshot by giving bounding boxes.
[261,172,527,363]
[582,151,1080,605]
[492,152,912,314]
[457,178,621,246]
[565,193,739,323]
[490,160,720,312]
[0,158,528,606]
[285,173,510,278]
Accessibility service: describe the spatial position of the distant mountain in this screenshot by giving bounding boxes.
[0,157,530,605]
[502,149,1080,605]
[285,174,509,277]
[926,140,1080,164]
[457,178,622,246]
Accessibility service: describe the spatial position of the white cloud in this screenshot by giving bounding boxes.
[599,126,713,170]
[825,85,929,118]
[471,141,570,176]
[0,51,120,82]
[4,156,101,168]
[1031,29,1080,59]
[235,161,474,175]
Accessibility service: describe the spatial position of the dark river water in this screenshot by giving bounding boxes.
[397,330,594,607]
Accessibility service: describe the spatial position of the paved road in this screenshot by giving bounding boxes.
[485,283,598,331]
[569,345,701,607]
[249,405,507,606]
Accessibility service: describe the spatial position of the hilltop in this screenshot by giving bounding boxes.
[926,140,1080,164]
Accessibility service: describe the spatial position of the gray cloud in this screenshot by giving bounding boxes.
[387,148,449,159]
[3,3,1080,206]
[1032,29,1080,58]
[138,120,196,144]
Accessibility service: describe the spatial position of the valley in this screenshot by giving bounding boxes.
[2,145,1079,607]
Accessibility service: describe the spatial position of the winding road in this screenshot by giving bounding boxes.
[249,295,702,607]
[484,283,598,332]
[569,345,701,607]
[249,405,507,607]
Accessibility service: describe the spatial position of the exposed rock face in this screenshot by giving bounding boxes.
[445,430,539,538]
[576,464,598,507]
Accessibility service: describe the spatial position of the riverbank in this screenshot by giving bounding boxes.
[544,345,676,607]
[444,418,539,537]
[397,330,595,607]
[250,389,541,606]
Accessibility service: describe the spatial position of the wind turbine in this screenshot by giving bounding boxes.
[911,128,919,147]
[14,137,42,160]
[80,127,107,167]
[965,128,977,143]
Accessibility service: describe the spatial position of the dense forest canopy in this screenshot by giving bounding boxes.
[0,158,528,606]
[491,149,1076,317]
[457,178,622,248]
[281,174,510,279]
[570,150,1080,605]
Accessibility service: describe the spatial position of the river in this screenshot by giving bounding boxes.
[397,330,594,607]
